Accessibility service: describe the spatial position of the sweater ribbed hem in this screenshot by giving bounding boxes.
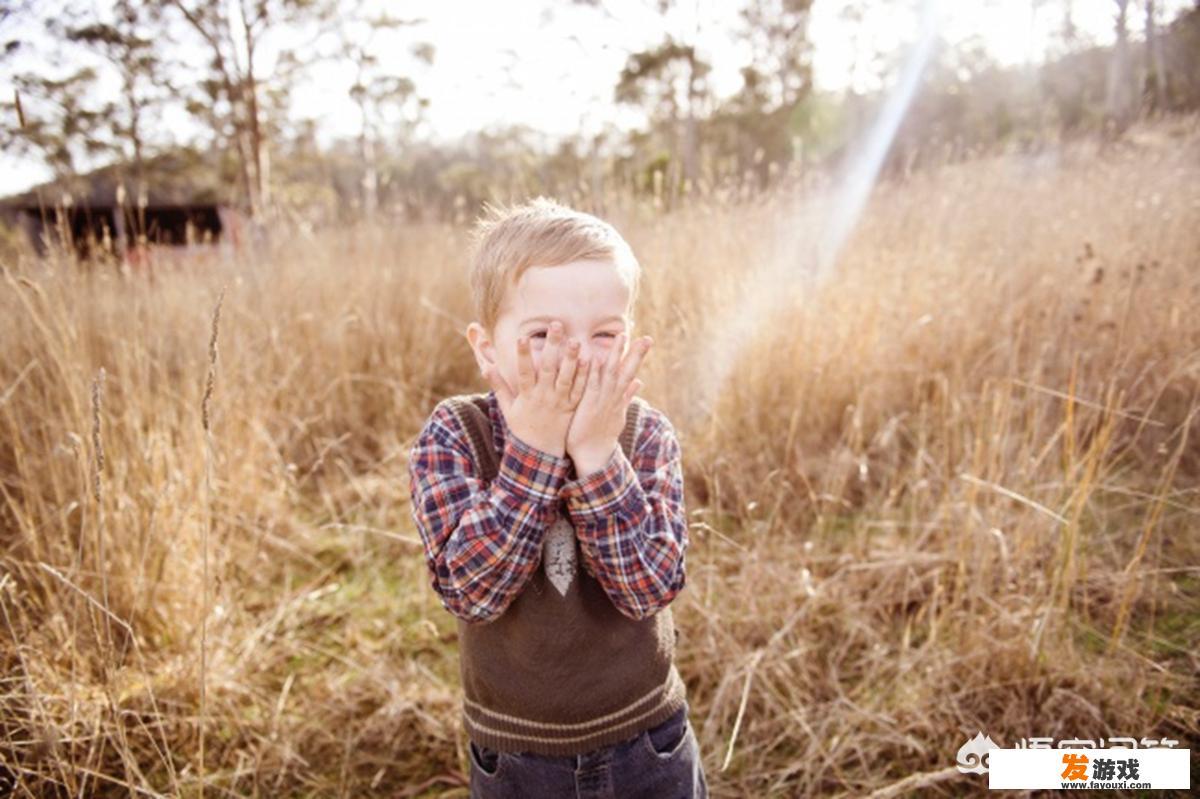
[463,663,688,757]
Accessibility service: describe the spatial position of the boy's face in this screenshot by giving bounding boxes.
[466,258,633,395]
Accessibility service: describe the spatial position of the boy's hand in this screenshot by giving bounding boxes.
[566,332,653,477]
[482,321,588,458]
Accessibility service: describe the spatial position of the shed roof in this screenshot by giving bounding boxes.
[0,149,232,210]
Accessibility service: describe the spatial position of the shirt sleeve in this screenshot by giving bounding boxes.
[559,408,688,621]
[407,401,570,624]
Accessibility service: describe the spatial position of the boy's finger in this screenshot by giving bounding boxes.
[622,378,643,405]
[570,356,590,404]
[591,352,605,388]
[601,333,625,388]
[555,337,580,396]
[610,333,626,367]
[616,336,652,389]
[540,321,565,380]
[516,336,536,391]
[483,363,515,409]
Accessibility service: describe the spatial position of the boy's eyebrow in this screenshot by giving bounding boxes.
[519,314,626,327]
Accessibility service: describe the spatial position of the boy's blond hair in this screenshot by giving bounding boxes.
[467,196,641,334]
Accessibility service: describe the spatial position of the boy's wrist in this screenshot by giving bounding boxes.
[498,433,571,503]
[562,442,635,520]
[569,440,619,479]
[508,426,566,459]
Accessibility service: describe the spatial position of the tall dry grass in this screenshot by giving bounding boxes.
[1,115,1198,797]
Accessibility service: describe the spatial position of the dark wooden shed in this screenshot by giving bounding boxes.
[0,151,241,260]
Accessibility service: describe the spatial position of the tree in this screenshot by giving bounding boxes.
[2,68,110,180]
[59,1,173,194]
[1143,0,1167,111]
[336,5,432,217]
[615,37,712,196]
[712,0,814,189]
[1,3,112,182]
[159,0,340,220]
[738,0,814,113]
[1104,0,1135,133]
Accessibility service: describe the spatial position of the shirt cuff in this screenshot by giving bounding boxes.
[561,446,638,521]
[494,431,571,504]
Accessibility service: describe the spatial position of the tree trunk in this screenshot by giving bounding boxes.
[682,51,699,191]
[245,71,267,213]
[589,134,604,206]
[359,126,378,217]
[1145,0,1167,111]
[169,0,259,219]
[236,0,267,218]
[1105,0,1133,132]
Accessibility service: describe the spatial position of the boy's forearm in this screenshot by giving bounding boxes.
[560,445,688,620]
[411,423,570,624]
[442,434,570,619]
[568,439,619,480]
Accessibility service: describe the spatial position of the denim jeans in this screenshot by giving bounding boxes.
[467,703,709,799]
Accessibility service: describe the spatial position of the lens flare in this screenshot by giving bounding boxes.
[680,0,943,434]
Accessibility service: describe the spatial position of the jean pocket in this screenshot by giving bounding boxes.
[468,740,506,779]
[641,708,691,759]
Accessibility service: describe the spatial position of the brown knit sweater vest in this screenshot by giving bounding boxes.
[441,392,687,757]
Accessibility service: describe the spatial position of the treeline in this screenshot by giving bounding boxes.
[887,1,1200,173]
[2,0,1198,227]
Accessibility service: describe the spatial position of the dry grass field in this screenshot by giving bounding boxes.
[1,115,1198,797]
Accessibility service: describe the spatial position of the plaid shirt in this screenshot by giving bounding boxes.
[407,390,688,624]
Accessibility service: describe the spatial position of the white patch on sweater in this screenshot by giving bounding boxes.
[543,514,577,596]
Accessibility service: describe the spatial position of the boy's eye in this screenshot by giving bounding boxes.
[529,331,620,340]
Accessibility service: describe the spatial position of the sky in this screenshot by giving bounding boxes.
[1,0,1190,196]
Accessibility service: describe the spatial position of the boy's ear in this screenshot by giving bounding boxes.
[465,322,494,376]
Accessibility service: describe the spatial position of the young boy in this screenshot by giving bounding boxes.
[407,197,708,798]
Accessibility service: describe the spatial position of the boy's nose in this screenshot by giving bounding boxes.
[533,342,603,370]
[578,342,600,363]
[531,334,624,371]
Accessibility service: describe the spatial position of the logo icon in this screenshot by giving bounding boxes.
[957,731,1000,774]
[543,514,577,596]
